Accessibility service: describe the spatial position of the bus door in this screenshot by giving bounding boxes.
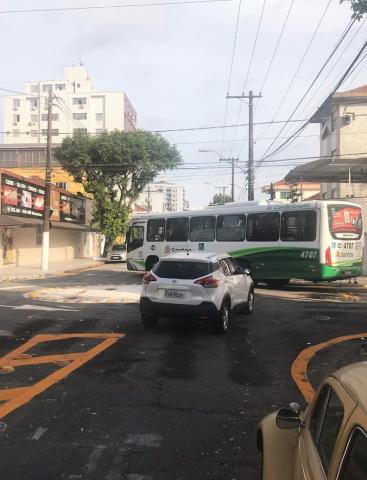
[127,224,145,271]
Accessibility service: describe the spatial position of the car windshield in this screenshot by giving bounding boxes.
[154,260,211,279]
[111,245,126,251]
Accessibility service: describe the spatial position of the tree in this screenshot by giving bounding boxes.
[341,0,367,19]
[55,130,182,251]
[211,193,232,205]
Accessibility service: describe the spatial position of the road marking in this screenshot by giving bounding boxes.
[291,333,367,403]
[0,333,124,419]
[30,426,48,440]
[0,304,79,312]
[123,433,162,448]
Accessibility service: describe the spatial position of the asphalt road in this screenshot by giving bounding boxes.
[0,264,366,480]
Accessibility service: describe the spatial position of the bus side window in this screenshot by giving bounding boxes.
[246,213,280,242]
[147,219,165,242]
[166,218,189,242]
[217,214,246,242]
[281,211,316,242]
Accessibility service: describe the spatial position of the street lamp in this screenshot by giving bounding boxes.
[199,148,238,202]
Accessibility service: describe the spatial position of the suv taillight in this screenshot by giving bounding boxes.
[325,246,332,267]
[194,275,219,288]
[143,272,157,284]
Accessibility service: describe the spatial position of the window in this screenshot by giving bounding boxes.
[190,216,216,242]
[127,226,144,252]
[339,428,367,480]
[217,214,246,242]
[55,83,65,91]
[226,257,243,275]
[56,182,68,190]
[73,128,88,134]
[96,129,104,134]
[154,260,210,280]
[147,219,165,242]
[328,205,363,240]
[30,115,38,123]
[29,98,38,109]
[13,114,20,123]
[30,84,39,93]
[42,84,52,92]
[332,188,337,199]
[12,99,20,110]
[41,129,59,136]
[311,386,344,472]
[280,191,291,199]
[73,112,87,120]
[166,217,189,242]
[41,114,58,121]
[281,211,316,242]
[246,213,280,242]
[72,97,87,105]
[95,113,103,121]
[219,258,231,276]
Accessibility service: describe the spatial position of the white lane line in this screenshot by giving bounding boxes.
[0,285,34,291]
[30,426,48,440]
[86,444,107,474]
[0,304,79,312]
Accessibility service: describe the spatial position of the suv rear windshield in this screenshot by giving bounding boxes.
[154,260,211,279]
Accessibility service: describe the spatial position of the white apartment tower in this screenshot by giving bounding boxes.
[4,65,137,144]
[135,180,188,213]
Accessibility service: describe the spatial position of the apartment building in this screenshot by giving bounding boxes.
[262,179,321,201]
[134,180,188,213]
[4,65,137,145]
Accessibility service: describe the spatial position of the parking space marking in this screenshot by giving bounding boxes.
[0,333,124,419]
[291,333,367,403]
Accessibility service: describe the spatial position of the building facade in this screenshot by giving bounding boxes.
[134,180,188,213]
[0,170,101,266]
[310,85,367,199]
[4,65,137,145]
[262,179,321,201]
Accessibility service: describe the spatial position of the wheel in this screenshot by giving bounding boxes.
[212,301,230,334]
[141,313,159,328]
[244,287,255,315]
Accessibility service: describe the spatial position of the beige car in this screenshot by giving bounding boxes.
[258,361,367,479]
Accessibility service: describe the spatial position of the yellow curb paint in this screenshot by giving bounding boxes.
[0,333,124,419]
[291,333,367,403]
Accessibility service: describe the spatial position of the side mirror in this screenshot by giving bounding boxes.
[243,268,251,276]
[276,406,301,430]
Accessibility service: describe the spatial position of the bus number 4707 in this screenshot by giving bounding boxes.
[300,250,318,259]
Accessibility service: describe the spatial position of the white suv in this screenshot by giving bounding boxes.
[139,252,254,333]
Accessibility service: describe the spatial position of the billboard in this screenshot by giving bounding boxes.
[1,174,45,219]
[60,194,85,224]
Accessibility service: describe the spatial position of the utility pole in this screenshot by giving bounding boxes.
[147,186,151,213]
[270,182,275,200]
[220,157,238,202]
[227,90,262,201]
[41,88,53,273]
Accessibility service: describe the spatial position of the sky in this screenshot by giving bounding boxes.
[0,0,366,209]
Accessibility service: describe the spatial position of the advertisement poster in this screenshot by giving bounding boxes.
[328,205,363,239]
[60,194,85,224]
[50,190,60,221]
[1,174,45,219]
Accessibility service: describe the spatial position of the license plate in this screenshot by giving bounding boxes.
[111,256,120,260]
[165,290,185,298]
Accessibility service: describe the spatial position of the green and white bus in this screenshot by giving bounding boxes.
[127,200,364,284]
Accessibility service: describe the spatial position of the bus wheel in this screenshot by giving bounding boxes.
[266,279,289,288]
[145,256,159,271]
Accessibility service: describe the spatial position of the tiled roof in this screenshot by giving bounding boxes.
[334,85,367,98]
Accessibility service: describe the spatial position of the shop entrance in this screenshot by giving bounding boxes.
[2,228,15,264]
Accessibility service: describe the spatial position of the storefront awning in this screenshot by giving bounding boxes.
[52,222,97,232]
[285,157,367,183]
[0,215,43,227]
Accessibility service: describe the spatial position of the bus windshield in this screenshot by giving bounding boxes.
[328,205,363,240]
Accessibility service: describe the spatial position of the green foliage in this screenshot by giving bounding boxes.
[211,193,232,204]
[341,0,367,20]
[55,130,182,247]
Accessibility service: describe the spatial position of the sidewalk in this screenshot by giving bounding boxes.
[0,258,104,282]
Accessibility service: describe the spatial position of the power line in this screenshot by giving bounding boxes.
[229,0,267,156]
[254,0,295,113]
[0,0,235,15]
[256,0,332,147]
[221,0,243,156]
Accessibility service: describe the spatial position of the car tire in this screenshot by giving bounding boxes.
[212,300,230,334]
[244,287,255,315]
[141,313,159,328]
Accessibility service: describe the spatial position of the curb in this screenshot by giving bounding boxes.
[0,261,104,283]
